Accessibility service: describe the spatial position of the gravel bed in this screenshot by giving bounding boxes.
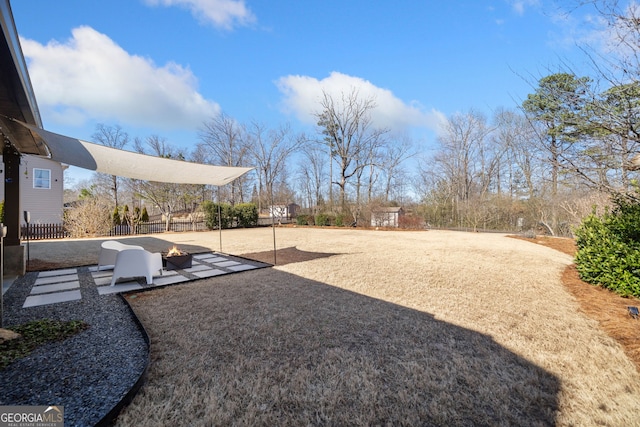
[0,266,149,427]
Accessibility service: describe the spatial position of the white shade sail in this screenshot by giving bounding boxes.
[12,119,254,186]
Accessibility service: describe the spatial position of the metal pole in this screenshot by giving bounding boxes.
[270,189,276,265]
[1,223,6,328]
[217,187,222,252]
[23,211,30,271]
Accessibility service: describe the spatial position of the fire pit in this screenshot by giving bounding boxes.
[162,245,192,270]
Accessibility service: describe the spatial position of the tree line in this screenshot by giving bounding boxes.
[65,1,640,236]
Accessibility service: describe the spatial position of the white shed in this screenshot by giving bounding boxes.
[371,207,404,228]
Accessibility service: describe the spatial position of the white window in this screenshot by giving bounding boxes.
[33,168,51,189]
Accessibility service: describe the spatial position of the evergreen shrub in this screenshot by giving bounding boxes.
[315,213,330,227]
[574,198,640,298]
[202,201,234,229]
[112,207,121,226]
[296,214,312,225]
[234,203,258,228]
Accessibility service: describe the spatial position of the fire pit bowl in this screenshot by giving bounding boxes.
[162,246,193,270]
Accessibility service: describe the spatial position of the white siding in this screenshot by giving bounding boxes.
[371,208,404,228]
[0,155,65,224]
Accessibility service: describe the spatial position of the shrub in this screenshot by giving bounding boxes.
[0,200,4,223]
[398,214,424,229]
[296,214,313,225]
[112,207,121,226]
[315,213,330,227]
[335,214,345,227]
[574,199,640,298]
[140,206,149,222]
[202,201,234,229]
[234,203,258,228]
[64,198,112,237]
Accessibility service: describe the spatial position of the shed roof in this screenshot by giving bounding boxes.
[372,207,404,213]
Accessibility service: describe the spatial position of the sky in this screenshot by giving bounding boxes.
[9,0,603,187]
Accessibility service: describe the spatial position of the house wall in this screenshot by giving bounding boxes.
[0,154,66,224]
[371,208,404,228]
[371,212,399,227]
[269,205,289,218]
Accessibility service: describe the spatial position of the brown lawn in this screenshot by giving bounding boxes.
[99,228,640,426]
[512,235,640,372]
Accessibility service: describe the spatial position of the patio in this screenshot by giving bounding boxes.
[19,252,268,308]
[0,233,271,426]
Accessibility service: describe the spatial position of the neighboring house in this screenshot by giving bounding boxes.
[371,207,404,228]
[0,154,67,224]
[269,203,299,219]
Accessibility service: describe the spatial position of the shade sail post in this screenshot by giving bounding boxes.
[217,187,222,253]
[270,188,277,265]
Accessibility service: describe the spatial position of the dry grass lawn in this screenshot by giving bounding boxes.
[114,228,640,426]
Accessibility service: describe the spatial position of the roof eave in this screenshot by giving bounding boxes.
[0,0,47,156]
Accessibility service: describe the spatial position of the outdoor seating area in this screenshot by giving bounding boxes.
[97,240,145,270]
[17,250,269,308]
[0,235,271,426]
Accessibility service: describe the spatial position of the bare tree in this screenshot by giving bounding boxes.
[92,123,129,207]
[297,143,327,213]
[492,108,544,199]
[381,133,416,202]
[315,89,389,213]
[130,135,185,231]
[199,112,251,204]
[557,2,640,198]
[246,122,305,212]
[434,110,492,202]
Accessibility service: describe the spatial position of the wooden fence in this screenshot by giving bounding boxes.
[109,220,208,236]
[21,224,69,240]
[20,220,208,240]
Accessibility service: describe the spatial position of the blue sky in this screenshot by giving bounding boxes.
[10,0,599,186]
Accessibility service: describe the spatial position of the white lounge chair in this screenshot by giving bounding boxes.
[110,248,163,286]
[98,240,144,270]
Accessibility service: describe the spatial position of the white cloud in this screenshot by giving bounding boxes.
[20,26,220,129]
[143,0,255,30]
[508,0,540,16]
[275,71,446,134]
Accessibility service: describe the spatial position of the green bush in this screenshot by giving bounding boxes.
[202,201,234,229]
[315,213,330,227]
[574,199,640,298]
[296,214,312,225]
[112,207,121,226]
[0,200,4,223]
[335,214,346,227]
[234,203,258,228]
[140,206,149,222]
